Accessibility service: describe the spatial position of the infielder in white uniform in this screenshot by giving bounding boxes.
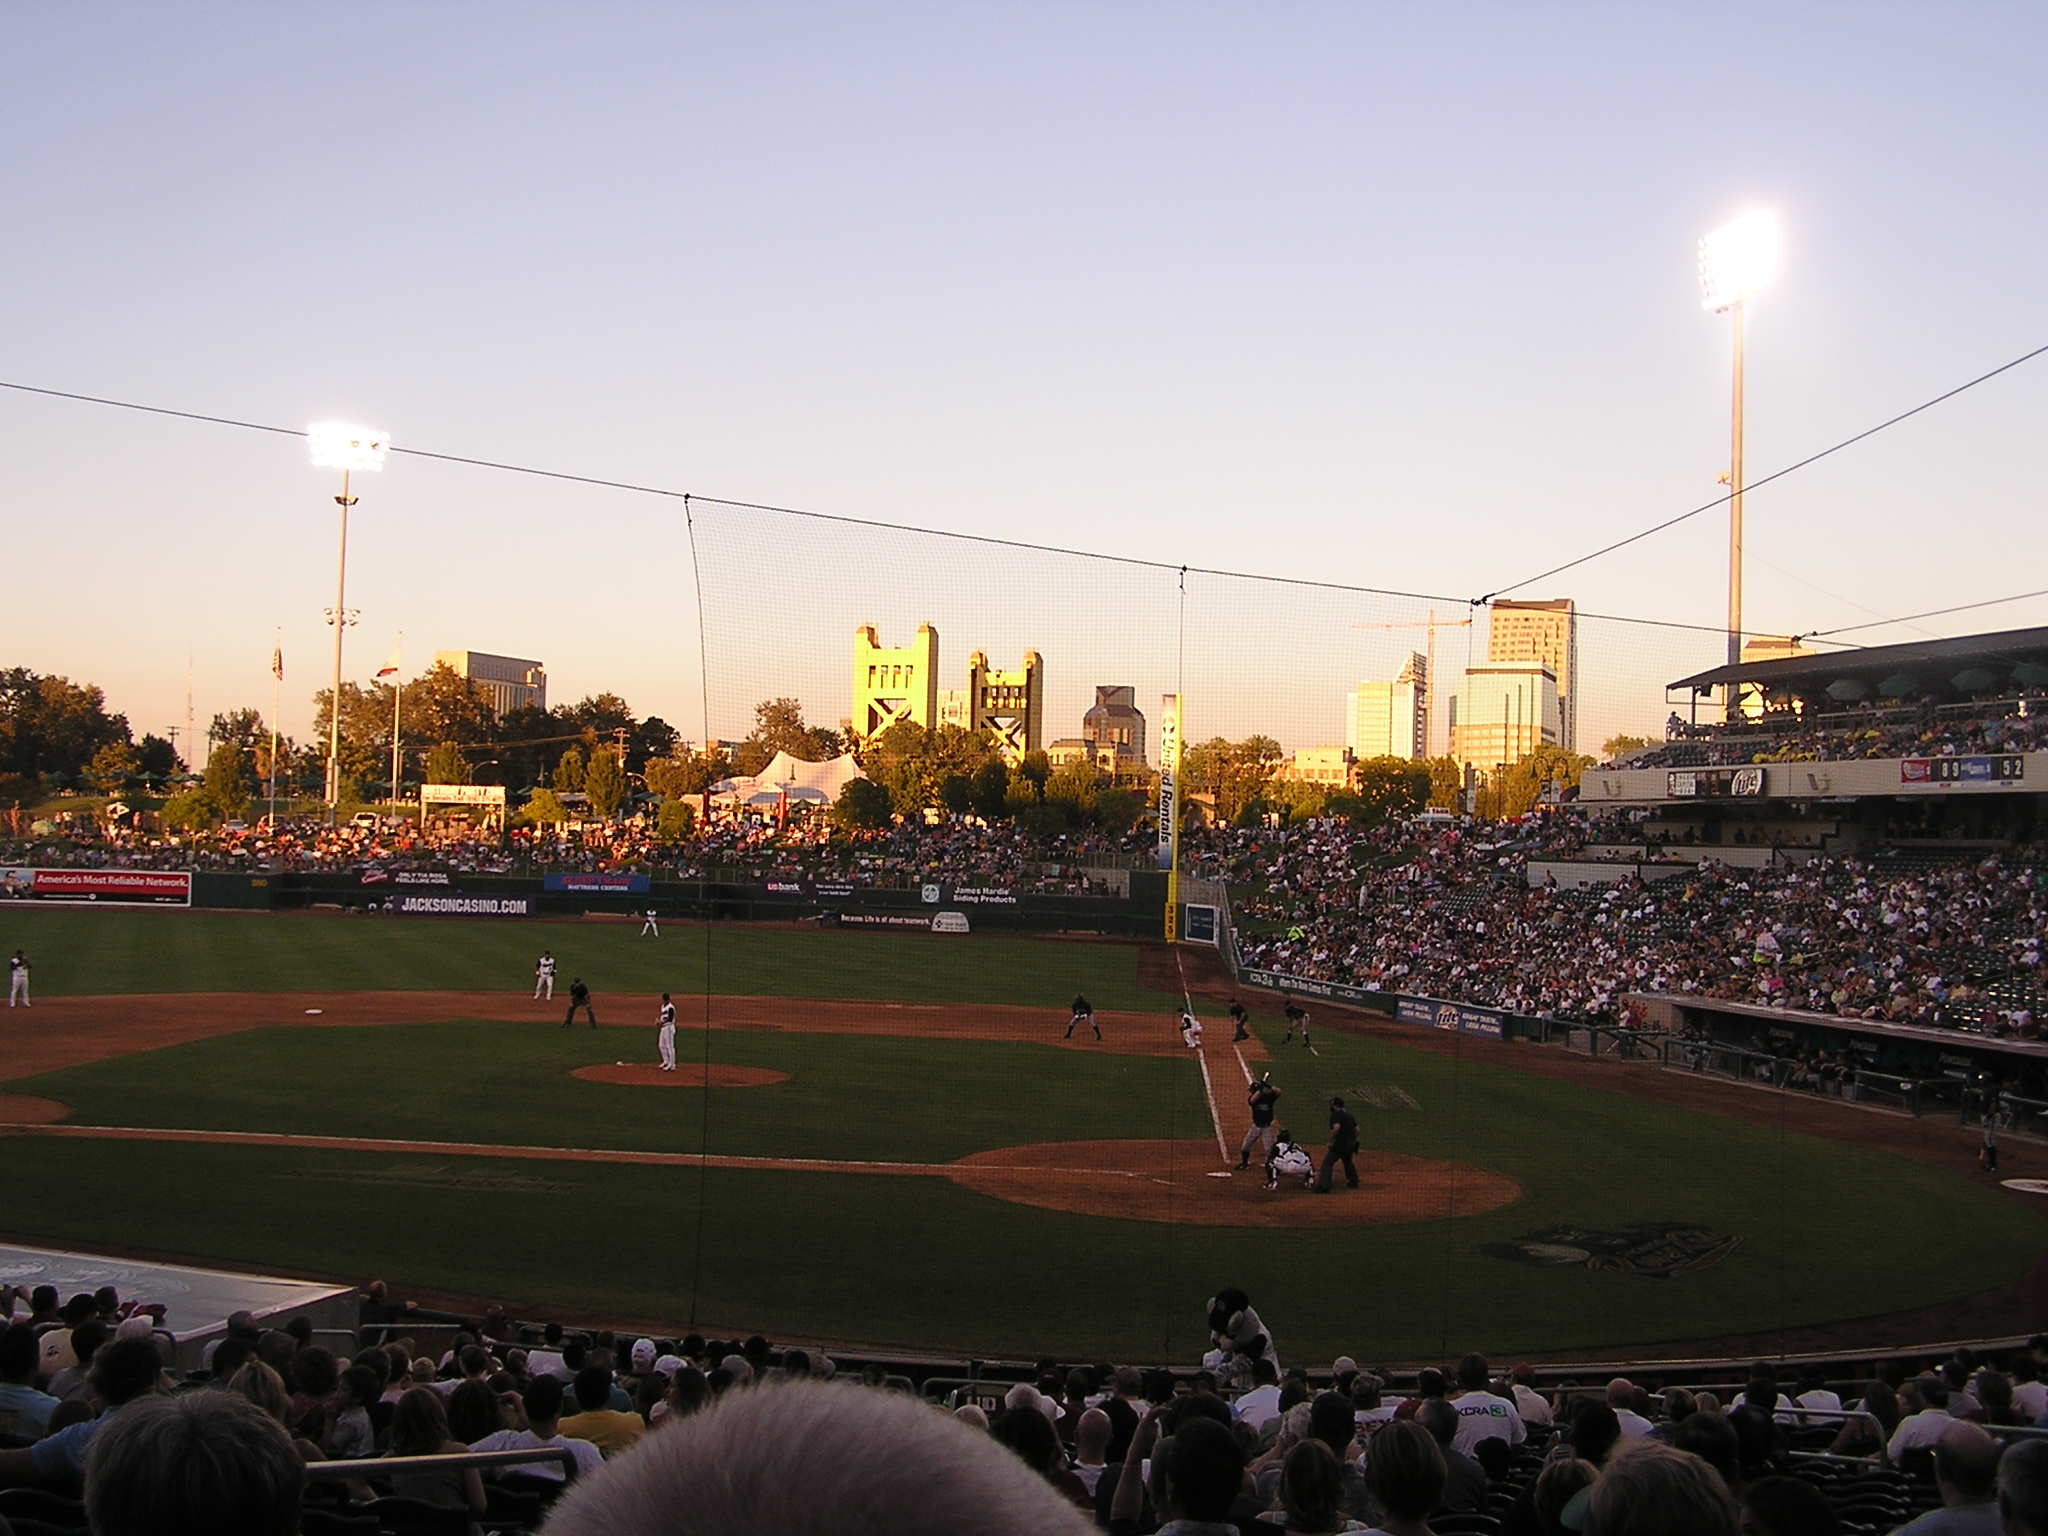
[7,951,27,1008]
[641,908,660,937]
[534,951,556,1000]
[1180,1009,1202,1049]
[657,992,677,1071]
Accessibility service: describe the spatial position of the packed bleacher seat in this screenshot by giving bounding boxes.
[10,1277,2048,1535]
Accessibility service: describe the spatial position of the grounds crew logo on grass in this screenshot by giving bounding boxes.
[1480,1221,1741,1278]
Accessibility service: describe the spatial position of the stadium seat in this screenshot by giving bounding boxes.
[1428,1515,1503,1535]
[483,1483,543,1528]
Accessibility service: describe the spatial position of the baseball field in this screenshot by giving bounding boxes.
[1,906,2044,1365]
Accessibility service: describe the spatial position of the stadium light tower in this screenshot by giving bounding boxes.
[1699,210,1777,689]
[308,423,390,825]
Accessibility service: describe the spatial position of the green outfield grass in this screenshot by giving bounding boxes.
[5,994,2042,1360]
[0,908,1180,1011]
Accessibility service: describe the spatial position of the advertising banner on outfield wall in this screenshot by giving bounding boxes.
[544,873,651,894]
[392,893,534,917]
[1,867,193,906]
[1240,967,1518,1040]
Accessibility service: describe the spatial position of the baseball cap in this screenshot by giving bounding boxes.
[1511,1362,1536,1382]
[653,1354,686,1377]
[1332,1356,1358,1376]
[630,1338,656,1367]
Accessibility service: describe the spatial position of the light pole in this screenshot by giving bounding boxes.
[1698,210,1777,715]
[308,423,390,825]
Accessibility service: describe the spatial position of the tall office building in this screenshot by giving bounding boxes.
[1449,662,1561,770]
[1345,654,1427,759]
[1487,598,1577,750]
[434,651,547,717]
[1082,686,1147,766]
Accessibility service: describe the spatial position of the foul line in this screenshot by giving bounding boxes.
[0,1121,1168,1181]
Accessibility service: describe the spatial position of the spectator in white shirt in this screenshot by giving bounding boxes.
[1233,1357,1285,1434]
[1792,1366,1843,1426]
[2011,1353,2048,1422]
[1607,1378,1655,1441]
[1889,1380,1956,1465]
[469,1375,603,1485]
[1507,1363,1552,1428]
[1448,1354,1526,1457]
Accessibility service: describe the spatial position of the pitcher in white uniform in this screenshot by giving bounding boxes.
[657,992,677,1071]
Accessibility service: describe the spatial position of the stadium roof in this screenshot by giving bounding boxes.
[1669,625,2048,703]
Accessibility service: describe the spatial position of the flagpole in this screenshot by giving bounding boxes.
[269,629,281,830]
[389,632,402,809]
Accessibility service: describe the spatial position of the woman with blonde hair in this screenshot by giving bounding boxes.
[228,1360,325,1464]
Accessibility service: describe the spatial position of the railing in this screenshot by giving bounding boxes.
[305,1446,581,1483]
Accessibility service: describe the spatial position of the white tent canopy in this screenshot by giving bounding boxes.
[710,751,865,806]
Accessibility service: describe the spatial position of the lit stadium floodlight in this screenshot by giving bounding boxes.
[309,422,391,824]
[307,422,391,471]
[1698,209,1776,313]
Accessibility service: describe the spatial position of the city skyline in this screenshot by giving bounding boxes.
[5,6,2044,755]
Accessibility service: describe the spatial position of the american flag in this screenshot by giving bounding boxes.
[271,647,283,681]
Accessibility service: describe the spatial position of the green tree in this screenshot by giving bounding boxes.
[553,746,586,792]
[1602,733,1653,762]
[209,708,266,751]
[832,776,895,832]
[88,742,139,797]
[424,743,472,785]
[161,788,212,831]
[1352,757,1432,825]
[656,798,696,839]
[939,773,976,817]
[402,663,497,747]
[970,759,1011,821]
[136,734,180,787]
[0,669,132,782]
[521,787,569,826]
[645,748,729,800]
[202,742,251,820]
[734,697,840,775]
[1045,759,1100,819]
[1094,786,1144,833]
[310,683,389,788]
[1425,754,1463,811]
[583,745,626,818]
[1015,750,1050,801]
[1180,735,1282,823]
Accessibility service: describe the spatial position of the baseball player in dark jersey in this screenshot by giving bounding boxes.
[1237,1074,1281,1170]
[1282,1000,1310,1049]
[1064,995,1099,1040]
[561,978,597,1030]
[1315,1095,1360,1192]
[1228,999,1251,1041]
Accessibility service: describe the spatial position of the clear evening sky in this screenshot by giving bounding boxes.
[3,5,2044,756]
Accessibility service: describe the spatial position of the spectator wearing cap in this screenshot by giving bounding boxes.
[470,1373,604,1485]
[628,1337,658,1380]
[560,1365,645,1457]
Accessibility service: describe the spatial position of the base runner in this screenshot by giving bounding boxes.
[657,992,677,1071]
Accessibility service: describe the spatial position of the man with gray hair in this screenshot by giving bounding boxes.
[2000,1437,2048,1536]
[541,1380,1093,1536]
[1894,1420,2002,1533]
[83,1390,303,1536]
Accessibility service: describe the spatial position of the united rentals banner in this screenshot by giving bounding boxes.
[1,868,193,907]
[1158,692,1181,941]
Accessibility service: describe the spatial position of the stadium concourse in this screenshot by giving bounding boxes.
[7,1273,2048,1535]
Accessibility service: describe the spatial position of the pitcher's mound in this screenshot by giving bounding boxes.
[945,1139,1521,1228]
[572,1064,789,1089]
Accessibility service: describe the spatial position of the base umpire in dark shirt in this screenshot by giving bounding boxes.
[1315,1095,1359,1192]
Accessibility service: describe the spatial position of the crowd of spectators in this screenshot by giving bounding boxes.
[1618,701,2048,771]
[3,802,1153,895]
[12,1278,2048,1536]
[1227,818,2045,1034]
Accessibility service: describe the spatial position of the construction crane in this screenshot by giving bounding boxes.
[1349,609,1475,758]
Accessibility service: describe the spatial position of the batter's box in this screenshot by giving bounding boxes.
[1348,1086,1419,1111]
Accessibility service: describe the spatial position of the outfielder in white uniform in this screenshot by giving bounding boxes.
[534,951,556,1000]
[7,951,28,1008]
[657,992,677,1071]
[641,908,660,937]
